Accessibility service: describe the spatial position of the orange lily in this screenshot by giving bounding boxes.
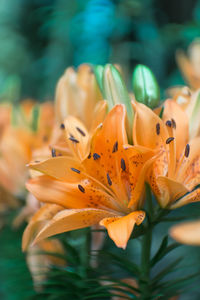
[170,220,200,246]
[176,39,200,90]
[132,99,200,209]
[50,64,107,157]
[0,100,54,196]
[22,104,158,250]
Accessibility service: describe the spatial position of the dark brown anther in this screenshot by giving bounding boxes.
[93,153,101,160]
[69,136,79,143]
[171,118,176,129]
[112,141,118,153]
[76,127,86,136]
[166,137,175,144]
[51,148,56,157]
[121,158,126,171]
[184,144,190,158]
[60,123,65,129]
[71,168,81,174]
[107,173,112,186]
[165,120,172,127]
[78,184,85,193]
[156,123,160,135]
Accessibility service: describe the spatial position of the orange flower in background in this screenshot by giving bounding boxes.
[176,39,200,90]
[170,220,200,246]
[0,100,54,197]
[22,104,158,250]
[133,99,200,209]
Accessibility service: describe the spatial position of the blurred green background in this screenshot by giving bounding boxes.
[0,0,200,102]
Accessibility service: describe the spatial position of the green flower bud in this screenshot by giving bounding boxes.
[93,65,104,95]
[132,65,160,109]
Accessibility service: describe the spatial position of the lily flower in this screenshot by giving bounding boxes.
[170,220,200,246]
[176,39,200,90]
[132,99,200,209]
[22,104,157,250]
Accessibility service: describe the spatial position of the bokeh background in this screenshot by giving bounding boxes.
[1,0,200,299]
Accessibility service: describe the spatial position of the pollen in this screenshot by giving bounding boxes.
[107,173,112,186]
[51,148,56,157]
[71,168,81,174]
[93,153,101,160]
[112,141,118,153]
[69,136,79,143]
[166,137,175,144]
[156,123,160,135]
[78,184,85,193]
[121,158,126,171]
[76,127,86,136]
[185,144,190,158]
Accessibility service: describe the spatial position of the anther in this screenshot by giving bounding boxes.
[69,136,79,143]
[156,123,160,135]
[184,144,190,158]
[78,184,85,193]
[171,118,176,129]
[112,141,118,153]
[71,168,80,174]
[166,137,174,144]
[165,120,172,127]
[60,123,65,129]
[76,127,86,136]
[51,148,56,157]
[107,173,112,186]
[121,158,126,171]
[93,153,101,160]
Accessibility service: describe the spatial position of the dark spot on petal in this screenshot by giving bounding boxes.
[112,141,118,153]
[88,152,91,159]
[51,148,56,157]
[71,168,81,174]
[76,127,86,136]
[78,184,85,193]
[156,123,160,135]
[107,173,112,186]
[60,123,65,129]
[166,137,174,144]
[93,153,101,160]
[185,144,190,158]
[69,136,79,143]
[121,158,126,171]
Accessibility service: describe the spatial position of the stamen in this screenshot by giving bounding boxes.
[78,184,85,193]
[76,127,86,136]
[93,153,101,160]
[171,118,176,129]
[165,120,172,127]
[88,152,91,159]
[107,173,112,186]
[185,144,190,158]
[112,141,118,153]
[121,158,126,171]
[166,137,174,144]
[69,136,79,143]
[156,123,160,135]
[51,148,56,157]
[60,123,65,129]
[71,168,80,174]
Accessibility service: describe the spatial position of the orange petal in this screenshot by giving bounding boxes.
[34,208,114,244]
[100,211,145,249]
[26,175,119,211]
[163,99,189,159]
[90,100,107,133]
[132,101,168,150]
[64,116,90,161]
[170,187,200,209]
[156,176,188,208]
[170,220,200,245]
[22,204,63,251]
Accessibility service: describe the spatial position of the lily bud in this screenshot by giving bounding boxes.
[31,105,40,132]
[93,65,104,94]
[102,64,133,127]
[132,65,160,109]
